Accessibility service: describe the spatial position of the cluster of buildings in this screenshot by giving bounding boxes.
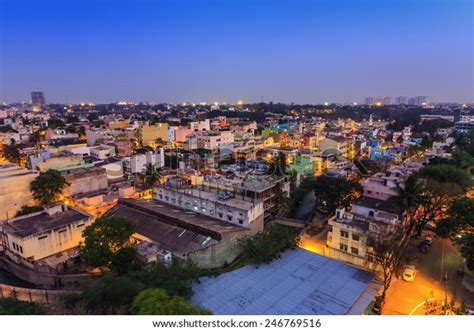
[364,96,429,107]
[0,94,472,289]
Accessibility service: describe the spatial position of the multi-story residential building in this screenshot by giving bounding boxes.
[61,167,109,196]
[199,174,290,223]
[364,97,375,106]
[455,119,474,133]
[123,148,165,175]
[140,123,169,146]
[395,96,407,105]
[362,168,407,201]
[31,91,46,107]
[318,136,349,157]
[0,203,93,269]
[0,163,38,221]
[154,177,264,233]
[90,144,116,160]
[326,197,403,270]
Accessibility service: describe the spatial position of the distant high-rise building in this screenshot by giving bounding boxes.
[31,91,46,106]
[407,97,416,106]
[395,96,407,105]
[383,96,391,106]
[364,97,374,106]
[374,98,383,106]
[415,96,429,106]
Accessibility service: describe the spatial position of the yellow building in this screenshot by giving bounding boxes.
[140,123,169,146]
[0,163,38,221]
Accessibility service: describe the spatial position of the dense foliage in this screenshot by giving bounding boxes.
[130,288,211,315]
[238,224,300,264]
[133,259,200,299]
[313,176,362,214]
[436,198,474,270]
[15,205,43,216]
[30,169,68,204]
[81,216,136,274]
[0,297,43,315]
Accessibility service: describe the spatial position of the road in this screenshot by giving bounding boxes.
[382,235,474,315]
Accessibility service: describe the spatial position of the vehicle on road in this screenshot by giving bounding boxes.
[422,236,433,246]
[372,296,384,314]
[418,242,429,254]
[403,265,417,282]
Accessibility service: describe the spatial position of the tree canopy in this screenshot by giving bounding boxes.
[2,140,21,165]
[130,288,211,315]
[134,258,200,299]
[30,169,68,204]
[0,297,44,315]
[81,216,136,274]
[436,198,474,271]
[313,176,362,214]
[238,224,300,265]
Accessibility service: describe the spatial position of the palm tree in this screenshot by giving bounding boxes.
[142,164,160,187]
[2,138,21,165]
[388,174,422,235]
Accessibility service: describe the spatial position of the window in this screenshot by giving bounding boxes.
[351,247,359,255]
[339,244,348,251]
[368,210,375,217]
[19,246,23,254]
[227,215,233,221]
[352,234,360,241]
[368,254,374,262]
[340,230,349,238]
[239,220,243,225]
[218,213,223,218]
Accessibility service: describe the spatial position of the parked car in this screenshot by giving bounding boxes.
[423,236,433,246]
[418,242,429,254]
[372,296,384,314]
[403,265,417,282]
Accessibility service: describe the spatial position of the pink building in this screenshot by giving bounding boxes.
[362,168,408,201]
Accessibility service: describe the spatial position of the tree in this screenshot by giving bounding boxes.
[130,288,211,315]
[30,169,69,205]
[0,297,44,315]
[142,164,160,187]
[313,176,362,215]
[388,174,422,234]
[47,118,65,128]
[61,274,144,314]
[436,198,474,271]
[81,216,136,274]
[369,226,406,299]
[134,259,200,299]
[15,205,43,216]
[238,224,300,265]
[411,164,471,236]
[87,113,99,122]
[2,139,21,165]
[267,152,286,177]
[274,181,290,216]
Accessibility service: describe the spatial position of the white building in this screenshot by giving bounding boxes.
[0,204,93,266]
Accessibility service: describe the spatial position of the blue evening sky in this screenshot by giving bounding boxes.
[0,0,472,104]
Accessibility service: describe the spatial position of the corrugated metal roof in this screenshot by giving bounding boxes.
[192,248,375,315]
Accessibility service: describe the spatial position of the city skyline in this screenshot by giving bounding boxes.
[1,0,473,104]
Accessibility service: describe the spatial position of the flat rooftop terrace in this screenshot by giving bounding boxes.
[2,209,89,238]
[118,199,246,240]
[192,248,377,315]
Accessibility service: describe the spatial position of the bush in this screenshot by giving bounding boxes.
[130,288,211,315]
[238,224,300,264]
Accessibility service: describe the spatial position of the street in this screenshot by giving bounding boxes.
[382,235,474,315]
